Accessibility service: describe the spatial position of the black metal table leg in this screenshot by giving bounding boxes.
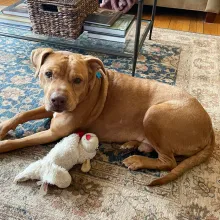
[149,0,157,40]
[131,0,144,77]
[131,0,157,77]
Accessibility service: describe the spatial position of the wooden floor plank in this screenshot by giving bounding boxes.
[196,20,204,33]
[181,17,190,32]
[169,15,178,30]
[157,15,171,28]
[175,17,184,31]
[204,22,218,35]
[189,19,197,33]
[0,0,16,6]
[142,14,151,20]
[196,13,204,33]
[218,25,220,35]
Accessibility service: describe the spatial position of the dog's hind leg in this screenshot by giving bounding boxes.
[124,100,214,186]
[0,106,53,140]
[123,154,177,171]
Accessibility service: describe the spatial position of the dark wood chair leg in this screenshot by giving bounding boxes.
[205,12,217,23]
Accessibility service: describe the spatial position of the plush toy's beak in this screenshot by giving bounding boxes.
[86,134,91,140]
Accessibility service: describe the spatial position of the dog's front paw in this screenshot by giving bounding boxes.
[0,123,8,140]
[0,120,15,140]
[123,155,145,170]
[0,140,13,153]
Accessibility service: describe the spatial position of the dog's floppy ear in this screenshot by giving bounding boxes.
[31,48,53,78]
[83,55,109,126]
[84,55,106,76]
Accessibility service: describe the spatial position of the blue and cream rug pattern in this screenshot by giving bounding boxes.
[2,28,219,220]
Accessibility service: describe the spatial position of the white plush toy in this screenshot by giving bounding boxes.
[14,132,99,194]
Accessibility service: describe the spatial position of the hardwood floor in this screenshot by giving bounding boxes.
[0,0,15,6]
[1,0,220,36]
[140,6,220,36]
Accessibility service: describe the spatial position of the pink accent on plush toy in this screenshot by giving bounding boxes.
[77,131,85,138]
[86,134,91,140]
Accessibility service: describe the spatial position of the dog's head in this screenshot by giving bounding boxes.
[31,48,106,113]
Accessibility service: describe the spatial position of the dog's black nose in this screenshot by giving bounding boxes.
[50,93,67,111]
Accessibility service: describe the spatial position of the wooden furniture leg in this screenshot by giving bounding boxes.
[205,12,217,23]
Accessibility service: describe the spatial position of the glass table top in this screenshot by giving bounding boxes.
[0,20,150,57]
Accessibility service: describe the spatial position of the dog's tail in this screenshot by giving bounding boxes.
[148,129,215,186]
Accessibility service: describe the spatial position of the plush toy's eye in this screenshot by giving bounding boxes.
[73,78,82,84]
[45,71,53,78]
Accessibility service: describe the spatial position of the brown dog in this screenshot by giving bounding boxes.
[0,48,215,186]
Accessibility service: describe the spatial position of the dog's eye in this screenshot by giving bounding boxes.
[73,78,82,84]
[45,71,53,78]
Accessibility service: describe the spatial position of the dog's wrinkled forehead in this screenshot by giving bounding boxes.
[31,48,106,77]
[45,52,85,67]
[62,54,92,77]
[48,53,86,70]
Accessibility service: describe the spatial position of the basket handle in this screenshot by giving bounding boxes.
[41,4,58,12]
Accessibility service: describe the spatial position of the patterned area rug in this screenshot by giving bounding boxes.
[0,28,220,220]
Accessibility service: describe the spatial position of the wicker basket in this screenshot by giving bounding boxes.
[27,0,98,39]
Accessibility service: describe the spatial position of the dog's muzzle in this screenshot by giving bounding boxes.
[50,92,67,112]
